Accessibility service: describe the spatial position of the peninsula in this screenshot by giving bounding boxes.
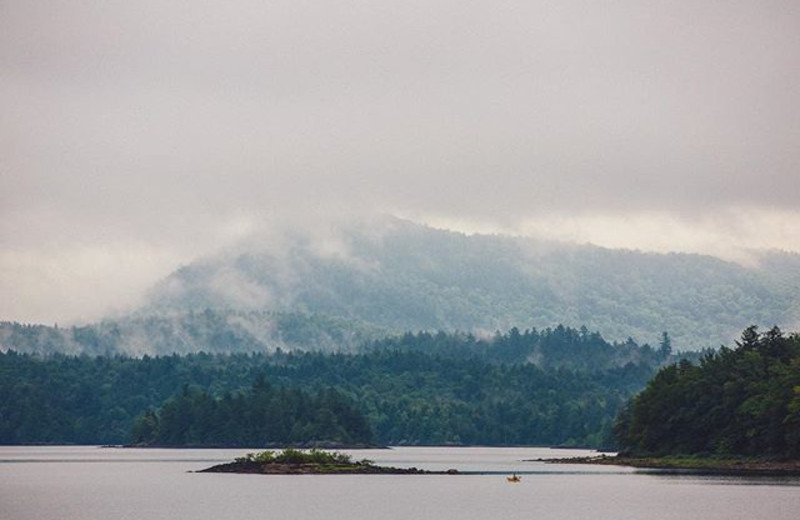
[605,327,800,476]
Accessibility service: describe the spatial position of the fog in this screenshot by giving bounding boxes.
[2,1,799,323]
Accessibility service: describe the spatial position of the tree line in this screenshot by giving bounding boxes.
[0,325,667,447]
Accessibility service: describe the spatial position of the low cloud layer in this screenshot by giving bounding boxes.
[2,1,799,323]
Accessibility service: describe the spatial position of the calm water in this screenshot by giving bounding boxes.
[1,446,798,520]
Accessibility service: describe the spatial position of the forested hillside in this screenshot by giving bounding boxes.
[0,326,666,447]
[143,218,800,351]
[614,326,800,458]
[2,220,798,356]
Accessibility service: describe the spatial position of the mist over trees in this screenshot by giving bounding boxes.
[144,218,800,352]
[2,219,798,455]
[0,325,669,447]
[2,220,798,357]
[0,311,382,356]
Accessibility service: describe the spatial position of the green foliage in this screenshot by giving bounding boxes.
[131,380,374,447]
[0,327,666,448]
[237,449,352,464]
[274,449,353,464]
[615,326,800,458]
[362,325,672,370]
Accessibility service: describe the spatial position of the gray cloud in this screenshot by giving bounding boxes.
[2,1,800,322]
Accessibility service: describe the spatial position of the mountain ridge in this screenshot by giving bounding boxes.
[2,218,798,355]
[141,218,800,351]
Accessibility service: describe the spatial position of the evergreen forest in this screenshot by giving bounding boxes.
[0,325,668,447]
[131,378,374,447]
[6,322,798,458]
[615,326,800,459]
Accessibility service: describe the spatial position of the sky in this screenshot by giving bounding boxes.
[2,1,799,324]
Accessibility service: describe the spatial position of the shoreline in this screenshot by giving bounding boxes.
[118,442,387,450]
[111,443,596,450]
[541,455,800,476]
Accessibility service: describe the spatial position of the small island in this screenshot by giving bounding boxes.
[200,448,459,475]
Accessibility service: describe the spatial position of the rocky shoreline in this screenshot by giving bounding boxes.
[541,455,800,476]
[199,460,458,475]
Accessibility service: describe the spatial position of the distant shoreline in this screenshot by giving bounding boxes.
[540,454,800,476]
[7,443,603,450]
[120,442,387,450]
[115,443,597,450]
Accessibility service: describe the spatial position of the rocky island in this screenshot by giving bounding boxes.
[200,448,459,475]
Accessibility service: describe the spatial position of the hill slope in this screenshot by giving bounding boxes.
[143,218,800,350]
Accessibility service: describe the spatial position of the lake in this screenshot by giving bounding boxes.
[1,446,798,520]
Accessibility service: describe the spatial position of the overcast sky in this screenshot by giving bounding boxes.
[2,1,799,324]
